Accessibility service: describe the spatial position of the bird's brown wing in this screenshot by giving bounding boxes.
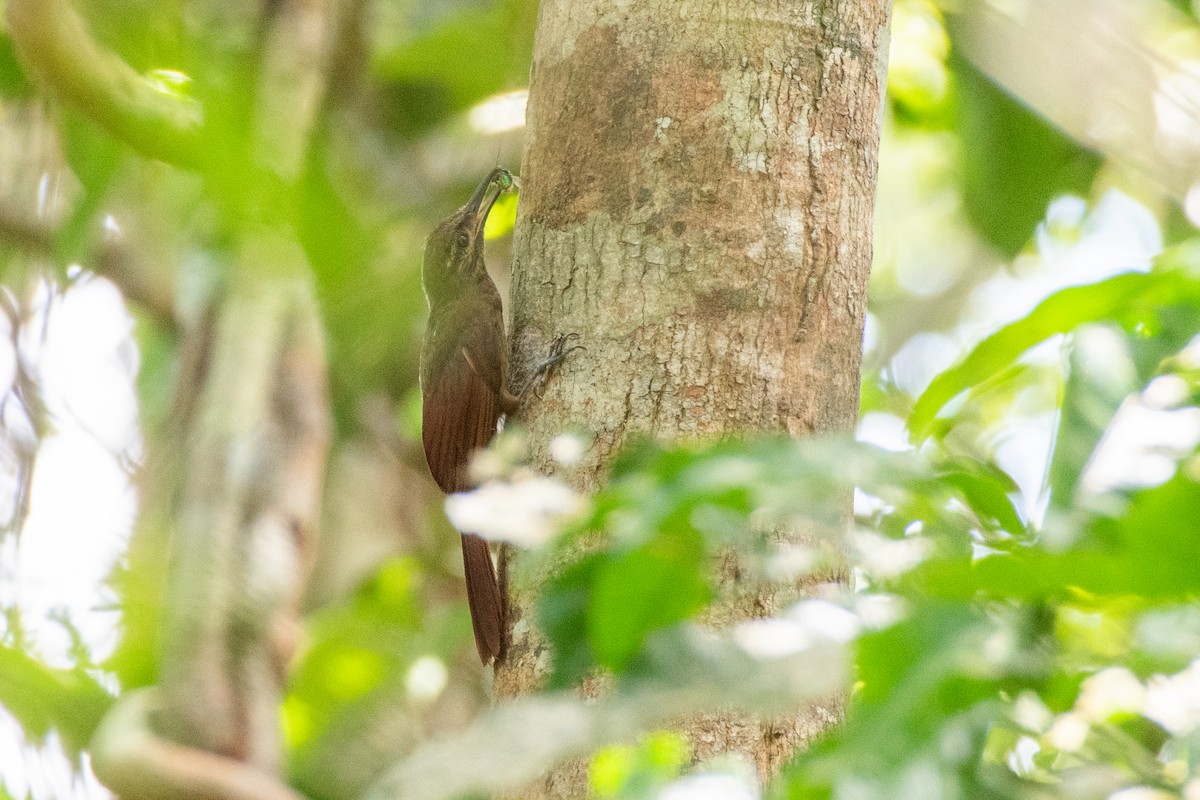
[421,349,504,662]
[422,347,500,494]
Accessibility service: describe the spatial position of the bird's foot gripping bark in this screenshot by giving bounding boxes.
[520,333,583,402]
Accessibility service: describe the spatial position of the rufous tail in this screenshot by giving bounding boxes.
[461,532,504,664]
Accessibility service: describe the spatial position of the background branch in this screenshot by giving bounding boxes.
[91,689,308,800]
[7,0,205,169]
[0,202,176,326]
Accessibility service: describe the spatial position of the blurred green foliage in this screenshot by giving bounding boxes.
[954,54,1103,258]
[521,240,1200,798]
[910,265,1200,439]
[590,732,692,799]
[0,643,112,757]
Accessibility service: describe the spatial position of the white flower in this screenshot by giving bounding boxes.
[1007,735,1040,776]
[1144,661,1200,735]
[850,530,932,578]
[854,594,907,630]
[444,476,585,547]
[406,655,447,703]
[548,433,588,465]
[1075,667,1146,722]
[1143,375,1190,409]
[765,544,816,580]
[467,89,528,135]
[734,600,860,659]
[1046,712,1089,752]
[659,770,759,800]
[466,429,528,483]
[1108,788,1175,800]
[789,600,861,643]
[981,628,1018,664]
[1012,692,1053,733]
[734,618,811,658]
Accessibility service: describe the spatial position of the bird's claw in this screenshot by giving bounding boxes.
[546,332,585,362]
[525,333,584,399]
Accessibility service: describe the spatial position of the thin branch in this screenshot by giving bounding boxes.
[364,635,848,800]
[90,689,309,800]
[0,204,176,326]
[93,241,177,328]
[0,206,55,253]
[7,0,206,169]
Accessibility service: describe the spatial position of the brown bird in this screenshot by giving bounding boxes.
[421,167,561,664]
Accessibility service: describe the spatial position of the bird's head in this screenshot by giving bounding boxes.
[422,167,513,304]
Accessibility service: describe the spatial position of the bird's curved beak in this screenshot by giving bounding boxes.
[463,167,513,235]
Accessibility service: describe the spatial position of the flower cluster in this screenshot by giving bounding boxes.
[445,473,586,548]
[733,595,907,660]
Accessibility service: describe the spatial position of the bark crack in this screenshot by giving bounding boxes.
[797,0,834,343]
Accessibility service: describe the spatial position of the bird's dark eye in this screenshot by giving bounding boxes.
[456,232,470,248]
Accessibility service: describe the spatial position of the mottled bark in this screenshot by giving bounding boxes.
[498,0,891,793]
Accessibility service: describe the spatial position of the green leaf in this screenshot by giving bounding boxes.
[953,55,1101,256]
[589,731,690,799]
[541,554,603,689]
[917,475,1200,602]
[935,459,1025,536]
[910,268,1200,439]
[772,604,1050,799]
[1161,0,1200,22]
[1046,327,1136,507]
[0,644,113,755]
[0,34,32,99]
[588,527,711,672]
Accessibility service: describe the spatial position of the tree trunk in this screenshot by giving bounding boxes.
[497,0,891,794]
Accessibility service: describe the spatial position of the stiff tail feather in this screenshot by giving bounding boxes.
[461,532,504,663]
